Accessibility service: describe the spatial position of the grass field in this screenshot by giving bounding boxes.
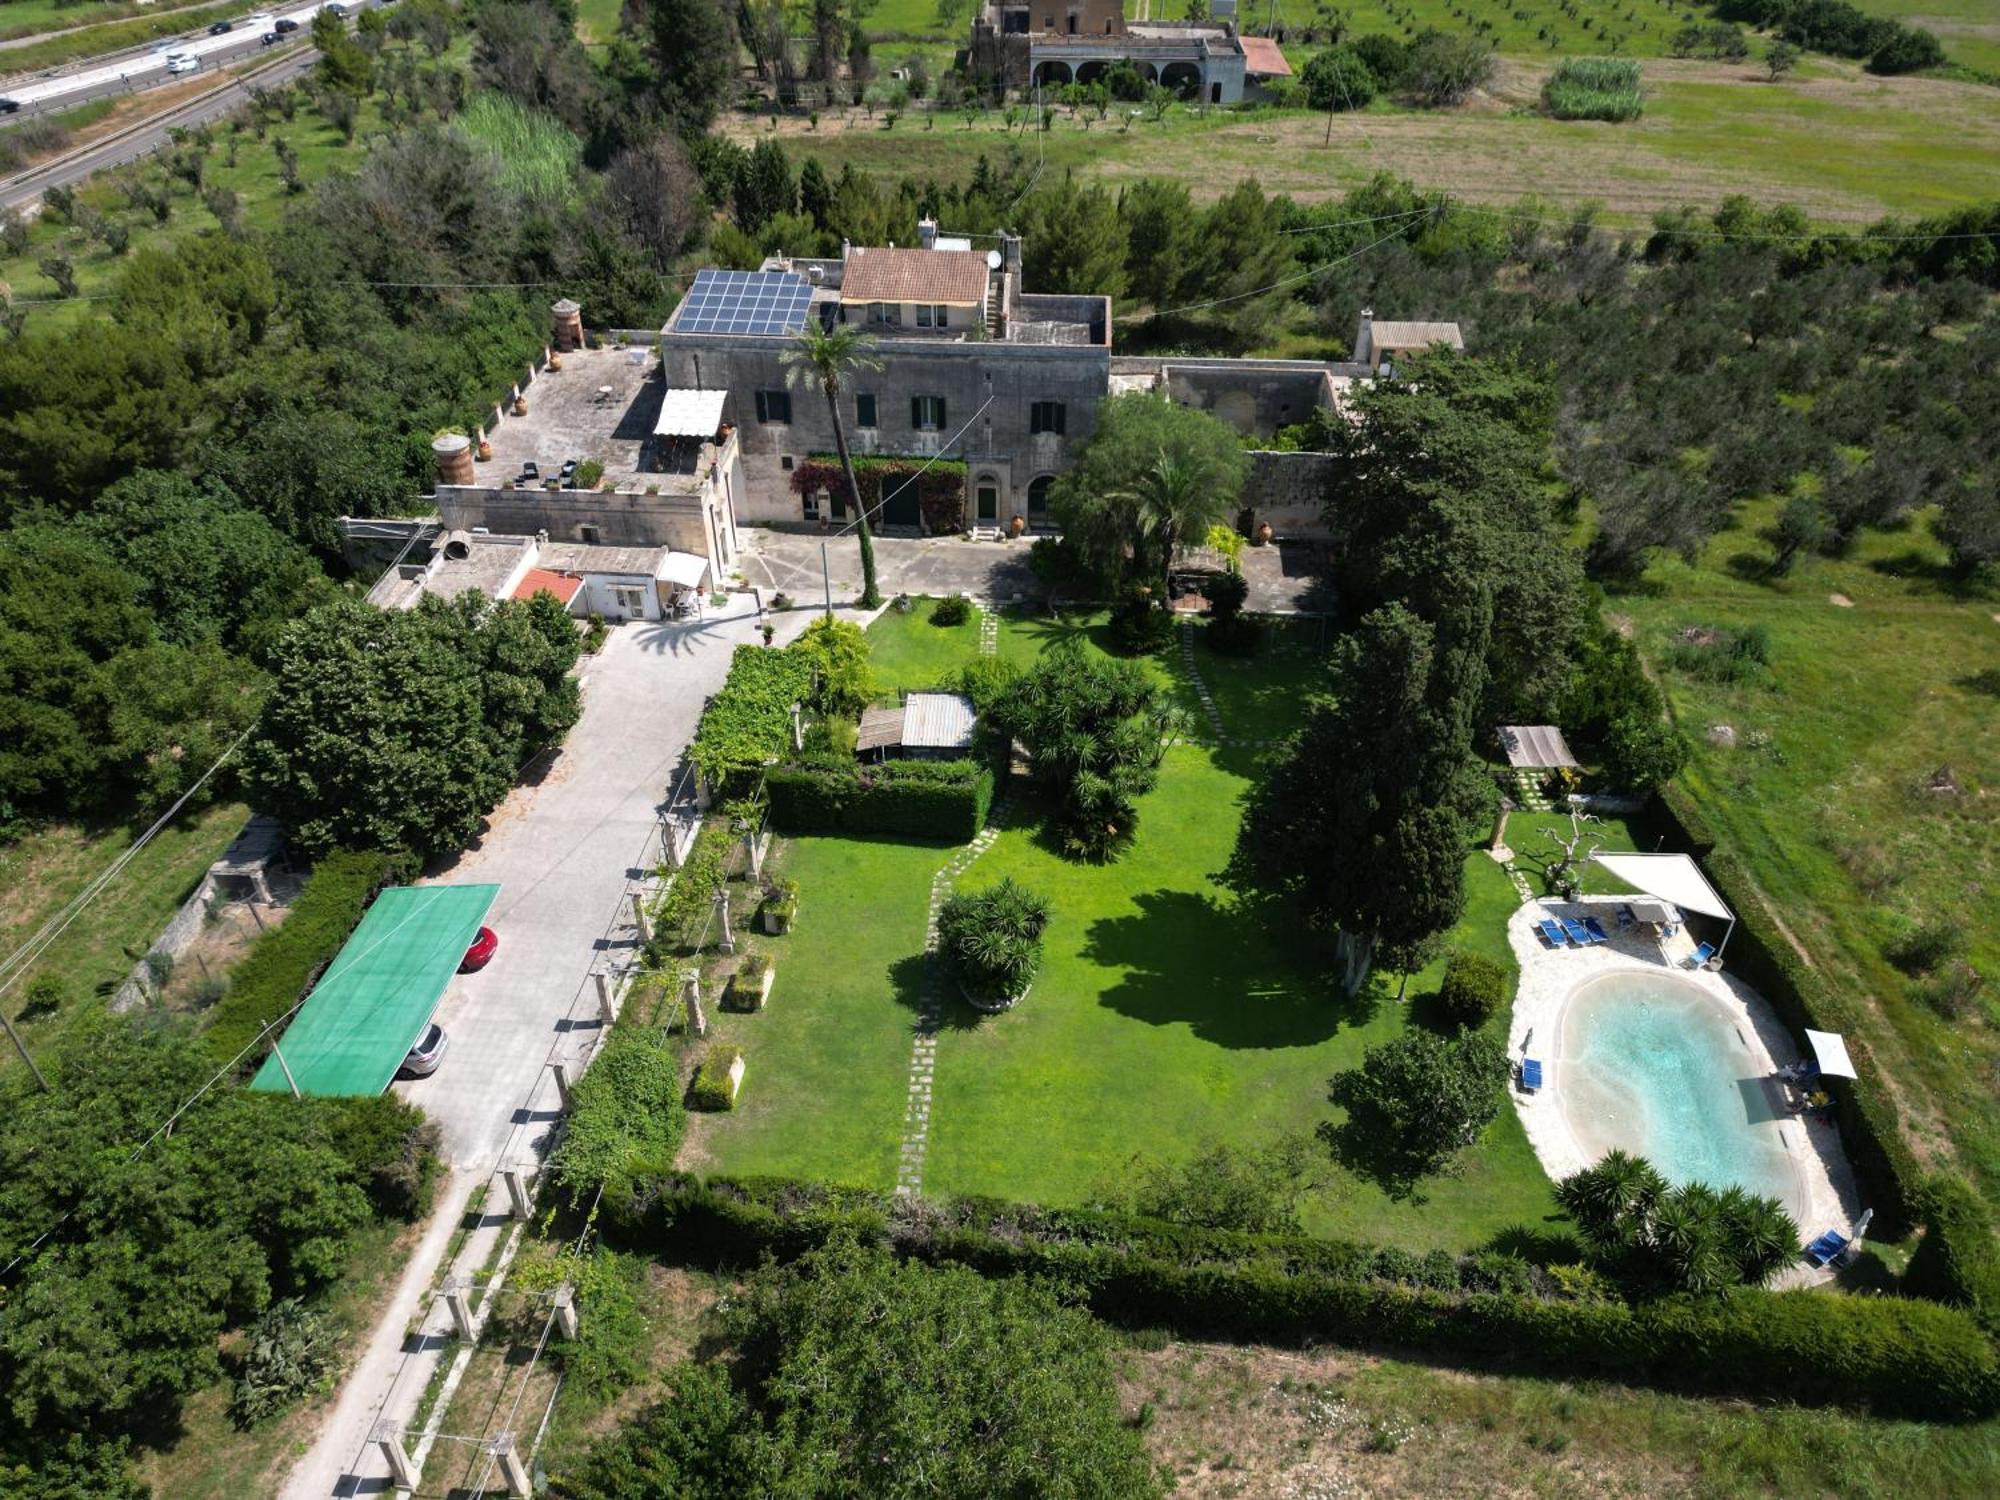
[0,801,249,1068]
[721,53,1998,224]
[1616,502,2000,1204]
[1848,0,2000,71]
[687,604,1631,1251]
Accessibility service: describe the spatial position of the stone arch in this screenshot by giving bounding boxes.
[1140,62,1159,82]
[1075,59,1109,86]
[1027,474,1056,517]
[1161,61,1202,98]
[1034,60,1073,87]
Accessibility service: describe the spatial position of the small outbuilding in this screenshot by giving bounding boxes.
[855,692,979,763]
[1498,724,1581,771]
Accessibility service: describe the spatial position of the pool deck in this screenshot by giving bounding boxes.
[1505,895,1863,1290]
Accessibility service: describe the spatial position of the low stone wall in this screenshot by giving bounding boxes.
[1244,450,1335,540]
[110,874,221,1014]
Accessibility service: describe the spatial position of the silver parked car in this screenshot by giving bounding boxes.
[397,1022,448,1079]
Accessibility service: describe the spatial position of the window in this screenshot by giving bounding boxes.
[911,395,946,431]
[780,454,795,471]
[868,302,900,326]
[1030,400,1066,436]
[855,393,877,429]
[579,524,601,544]
[802,489,821,521]
[755,389,791,424]
[611,585,647,615]
[916,304,948,328]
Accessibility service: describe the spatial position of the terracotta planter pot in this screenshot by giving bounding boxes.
[513,397,528,417]
[476,440,492,462]
[1008,514,1026,537]
[1255,521,1273,546]
[548,353,563,373]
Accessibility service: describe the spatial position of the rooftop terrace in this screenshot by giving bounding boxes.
[477,344,716,496]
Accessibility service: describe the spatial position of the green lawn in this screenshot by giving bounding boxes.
[861,595,989,698]
[696,607,1585,1250]
[0,802,250,1069]
[1617,501,2000,1203]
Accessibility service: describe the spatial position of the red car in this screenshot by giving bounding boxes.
[460,926,499,972]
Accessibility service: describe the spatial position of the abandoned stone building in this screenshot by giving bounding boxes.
[964,0,1291,102]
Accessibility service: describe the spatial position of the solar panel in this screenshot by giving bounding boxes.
[675,269,814,337]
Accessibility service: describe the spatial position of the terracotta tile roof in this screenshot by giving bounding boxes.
[1369,320,1465,352]
[841,247,991,307]
[513,568,584,606]
[1239,36,1292,76]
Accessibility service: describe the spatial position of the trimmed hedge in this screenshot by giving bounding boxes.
[1907,1174,2000,1331]
[1653,786,1916,1237]
[205,848,414,1066]
[602,1174,2000,1422]
[766,758,994,842]
[547,1029,687,1202]
[689,1047,743,1112]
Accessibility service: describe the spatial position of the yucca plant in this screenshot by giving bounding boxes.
[937,879,1051,1010]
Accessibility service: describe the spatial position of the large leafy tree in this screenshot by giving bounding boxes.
[992,636,1175,860]
[1236,604,1484,991]
[648,0,739,129]
[242,592,579,858]
[549,1236,1160,1499]
[783,323,884,608]
[1324,1027,1508,1193]
[1050,393,1248,599]
[1023,172,1128,300]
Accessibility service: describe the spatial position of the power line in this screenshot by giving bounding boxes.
[1154,222,1416,318]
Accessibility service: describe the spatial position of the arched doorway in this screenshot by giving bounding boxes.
[974,474,1001,525]
[1075,59,1109,86]
[1027,475,1055,522]
[1161,62,1202,99]
[1033,60,1073,87]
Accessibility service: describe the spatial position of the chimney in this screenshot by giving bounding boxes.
[1001,230,1022,280]
[432,433,474,488]
[918,216,938,250]
[1354,307,1375,367]
[551,297,584,353]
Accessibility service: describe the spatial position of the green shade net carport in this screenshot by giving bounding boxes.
[251,884,500,1097]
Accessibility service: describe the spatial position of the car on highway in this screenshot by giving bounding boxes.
[274,16,300,32]
[208,19,233,32]
[460,926,500,973]
[164,52,200,73]
[262,30,280,44]
[0,99,18,116]
[396,1022,449,1080]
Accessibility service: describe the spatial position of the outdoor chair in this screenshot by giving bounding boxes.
[1561,918,1595,947]
[1537,918,1570,948]
[1519,1058,1543,1093]
[1616,905,1636,930]
[1682,942,1716,969]
[1582,915,1611,944]
[1806,1230,1850,1268]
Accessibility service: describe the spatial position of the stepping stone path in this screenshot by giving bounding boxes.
[896,790,1013,1197]
[1507,767,1554,812]
[1174,620,1284,751]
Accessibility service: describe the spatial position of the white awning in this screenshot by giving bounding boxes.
[1806,1029,1857,1078]
[1591,853,1732,921]
[654,551,709,588]
[653,388,727,439]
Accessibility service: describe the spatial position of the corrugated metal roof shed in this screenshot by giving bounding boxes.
[902,692,977,750]
[1498,724,1580,770]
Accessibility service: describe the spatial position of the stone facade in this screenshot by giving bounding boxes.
[968,2,1249,101]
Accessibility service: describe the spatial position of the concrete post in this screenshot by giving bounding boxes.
[593,970,617,1024]
[746,830,766,881]
[549,1061,573,1112]
[660,817,684,869]
[715,888,734,955]
[681,973,707,1037]
[488,1431,534,1497]
[502,1166,534,1220]
[553,1282,579,1340]
[443,1277,476,1341]
[631,890,652,943]
[372,1420,419,1490]
[791,703,804,752]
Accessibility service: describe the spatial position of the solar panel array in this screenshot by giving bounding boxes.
[675,270,814,337]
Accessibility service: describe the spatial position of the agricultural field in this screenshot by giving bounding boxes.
[720,52,2000,225]
[1617,502,2000,1198]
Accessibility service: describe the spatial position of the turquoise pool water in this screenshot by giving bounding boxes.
[1558,969,1800,1214]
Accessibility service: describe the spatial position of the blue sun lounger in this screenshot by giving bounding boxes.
[1682,941,1716,969]
[1616,904,1636,930]
[1537,918,1570,948]
[1805,1230,1850,1268]
[1582,915,1611,944]
[1561,917,1595,947]
[1520,1058,1543,1093]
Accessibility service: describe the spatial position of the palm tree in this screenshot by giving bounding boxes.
[783,321,885,609]
[1110,447,1234,608]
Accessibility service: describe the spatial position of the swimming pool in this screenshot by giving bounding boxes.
[1557,969,1803,1218]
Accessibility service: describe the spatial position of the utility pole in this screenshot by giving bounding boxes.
[0,1008,49,1092]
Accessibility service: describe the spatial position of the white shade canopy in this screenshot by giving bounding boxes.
[1806,1029,1857,1078]
[653,551,710,588]
[1592,853,1733,920]
[653,388,728,438]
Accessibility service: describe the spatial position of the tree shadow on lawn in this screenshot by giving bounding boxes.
[886,950,986,1036]
[1080,888,1370,1050]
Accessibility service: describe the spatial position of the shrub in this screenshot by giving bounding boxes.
[1542,57,1643,122]
[952,654,1021,714]
[322,1094,442,1219]
[936,878,1050,1008]
[1886,918,1963,975]
[1404,31,1497,107]
[770,592,796,611]
[1108,592,1174,655]
[230,1299,337,1428]
[1911,960,1985,1019]
[690,1046,744,1111]
[1352,33,1412,88]
[574,458,605,489]
[1327,1029,1507,1185]
[205,849,413,1065]
[548,1030,688,1200]
[1301,46,1378,112]
[689,645,815,788]
[790,615,873,716]
[1906,1174,2000,1329]
[1661,624,1770,683]
[929,593,973,627]
[1436,949,1508,1029]
[16,973,65,1020]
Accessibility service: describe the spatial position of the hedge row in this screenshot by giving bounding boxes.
[1906,1174,2000,1331]
[205,848,414,1066]
[602,1174,2000,1421]
[1653,785,1916,1236]
[766,758,994,842]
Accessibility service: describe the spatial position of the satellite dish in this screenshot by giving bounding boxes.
[986,249,1002,270]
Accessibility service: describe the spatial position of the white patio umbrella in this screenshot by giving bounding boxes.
[1805,1029,1858,1079]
